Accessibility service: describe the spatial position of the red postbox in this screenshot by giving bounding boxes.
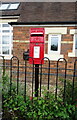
[29,28,44,64]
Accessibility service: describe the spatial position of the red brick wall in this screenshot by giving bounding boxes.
[13,26,77,70]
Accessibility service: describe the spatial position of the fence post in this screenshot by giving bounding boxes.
[24,60,27,102]
[3,56,5,77]
[0,56,5,77]
[55,58,67,103]
[72,59,77,103]
[0,56,5,119]
[10,56,19,96]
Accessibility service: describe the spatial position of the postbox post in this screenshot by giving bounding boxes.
[35,64,39,97]
[29,28,44,97]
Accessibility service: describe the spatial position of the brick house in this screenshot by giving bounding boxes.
[1,2,77,70]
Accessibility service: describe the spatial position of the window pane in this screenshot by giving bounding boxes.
[2,47,9,54]
[75,37,77,49]
[2,30,10,33]
[0,4,9,10]
[8,3,19,9]
[2,24,9,27]
[2,36,10,44]
[0,36,1,44]
[51,37,58,51]
[0,47,1,54]
[0,23,13,56]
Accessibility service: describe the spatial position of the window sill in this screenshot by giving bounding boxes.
[44,54,64,61]
[68,52,77,57]
[0,55,13,60]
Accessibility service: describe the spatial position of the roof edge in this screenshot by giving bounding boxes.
[9,21,77,26]
[1,14,20,17]
[0,14,20,19]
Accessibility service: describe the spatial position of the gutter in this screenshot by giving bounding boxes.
[9,21,77,26]
[0,14,20,19]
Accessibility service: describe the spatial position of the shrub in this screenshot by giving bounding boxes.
[59,78,77,104]
[2,75,77,120]
[3,91,76,119]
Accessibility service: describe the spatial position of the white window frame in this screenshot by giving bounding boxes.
[44,34,64,61]
[68,34,77,57]
[8,3,19,10]
[48,34,61,54]
[68,29,77,57]
[0,3,20,10]
[73,34,77,53]
[0,23,13,59]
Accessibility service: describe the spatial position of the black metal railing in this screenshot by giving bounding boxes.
[0,56,77,104]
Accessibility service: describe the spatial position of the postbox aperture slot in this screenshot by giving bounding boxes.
[31,34,43,37]
[31,32,43,37]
